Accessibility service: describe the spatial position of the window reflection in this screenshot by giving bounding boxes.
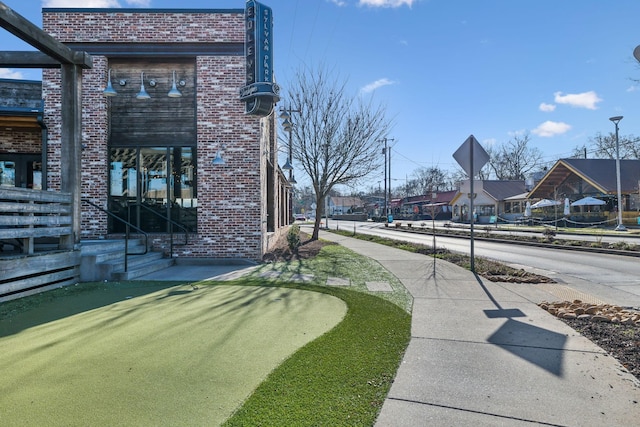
[109,146,196,233]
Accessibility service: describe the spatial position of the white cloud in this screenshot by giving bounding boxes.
[328,0,347,6]
[0,69,25,79]
[360,78,396,93]
[359,0,416,7]
[553,91,602,110]
[532,121,571,137]
[627,85,638,92]
[539,102,556,112]
[126,0,151,6]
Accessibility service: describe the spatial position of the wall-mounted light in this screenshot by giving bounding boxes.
[136,71,151,100]
[103,68,117,97]
[168,70,183,98]
[103,69,187,99]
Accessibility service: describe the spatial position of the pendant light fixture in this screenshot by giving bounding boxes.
[136,71,150,99]
[168,70,183,98]
[103,68,117,97]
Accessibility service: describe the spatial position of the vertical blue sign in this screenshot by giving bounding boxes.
[240,0,280,116]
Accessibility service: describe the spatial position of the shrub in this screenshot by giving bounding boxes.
[287,224,301,252]
[395,222,402,228]
[542,227,556,241]
[612,241,632,251]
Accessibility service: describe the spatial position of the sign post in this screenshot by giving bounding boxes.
[453,135,489,272]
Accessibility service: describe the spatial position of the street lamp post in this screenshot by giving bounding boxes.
[279,106,300,223]
[609,115,626,231]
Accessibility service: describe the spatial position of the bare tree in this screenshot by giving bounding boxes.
[285,66,392,240]
[588,132,640,159]
[486,133,543,180]
[449,167,468,189]
[477,145,496,180]
[408,166,449,195]
[569,145,589,159]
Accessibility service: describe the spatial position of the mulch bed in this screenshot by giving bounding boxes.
[262,232,334,262]
[560,318,640,380]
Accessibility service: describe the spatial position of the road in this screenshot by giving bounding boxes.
[316,220,640,309]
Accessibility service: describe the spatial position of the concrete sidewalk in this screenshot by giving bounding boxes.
[317,230,640,427]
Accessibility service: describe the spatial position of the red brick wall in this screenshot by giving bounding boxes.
[0,130,41,153]
[43,9,270,260]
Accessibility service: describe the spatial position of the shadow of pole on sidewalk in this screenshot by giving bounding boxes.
[475,273,568,377]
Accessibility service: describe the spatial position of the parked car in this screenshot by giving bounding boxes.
[294,214,306,221]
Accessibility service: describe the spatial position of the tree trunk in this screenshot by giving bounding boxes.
[311,194,325,240]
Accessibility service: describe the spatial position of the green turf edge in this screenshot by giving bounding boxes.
[220,280,411,427]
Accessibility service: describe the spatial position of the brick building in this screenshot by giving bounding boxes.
[32,6,289,262]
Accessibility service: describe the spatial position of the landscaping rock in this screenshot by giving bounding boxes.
[538,300,640,325]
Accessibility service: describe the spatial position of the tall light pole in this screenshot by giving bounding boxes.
[280,106,300,223]
[609,115,626,231]
[279,106,300,182]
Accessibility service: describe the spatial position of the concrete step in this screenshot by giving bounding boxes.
[111,256,176,281]
[81,238,145,255]
[80,239,170,282]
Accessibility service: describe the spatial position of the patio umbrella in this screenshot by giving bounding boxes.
[564,198,570,216]
[571,196,605,207]
[524,201,531,217]
[531,199,560,209]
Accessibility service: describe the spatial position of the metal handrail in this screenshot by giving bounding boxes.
[82,199,148,273]
[129,202,190,258]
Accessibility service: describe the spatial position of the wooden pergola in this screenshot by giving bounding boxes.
[0,1,92,249]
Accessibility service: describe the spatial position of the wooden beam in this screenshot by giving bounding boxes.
[0,2,92,68]
[59,63,83,249]
[0,51,69,68]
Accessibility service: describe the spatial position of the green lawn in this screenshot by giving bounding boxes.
[0,244,412,426]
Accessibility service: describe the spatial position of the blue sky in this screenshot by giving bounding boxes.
[2,0,640,191]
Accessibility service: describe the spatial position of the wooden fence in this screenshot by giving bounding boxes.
[0,187,79,301]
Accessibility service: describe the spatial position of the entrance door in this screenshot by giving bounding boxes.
[109,146,196,233]
[140,147,170,232]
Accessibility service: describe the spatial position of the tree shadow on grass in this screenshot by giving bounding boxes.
[0,281,184,337]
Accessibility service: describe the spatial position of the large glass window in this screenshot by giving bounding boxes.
[109,146,196,233]
[476,204,496,216]
[0,155,42,189]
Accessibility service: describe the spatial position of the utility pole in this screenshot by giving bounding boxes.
[383,140,387,220]
[388,142,392,219]
[380,137,394,222]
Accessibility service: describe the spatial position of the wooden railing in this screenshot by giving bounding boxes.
[0,186,72,253]
[0,187,79,301]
